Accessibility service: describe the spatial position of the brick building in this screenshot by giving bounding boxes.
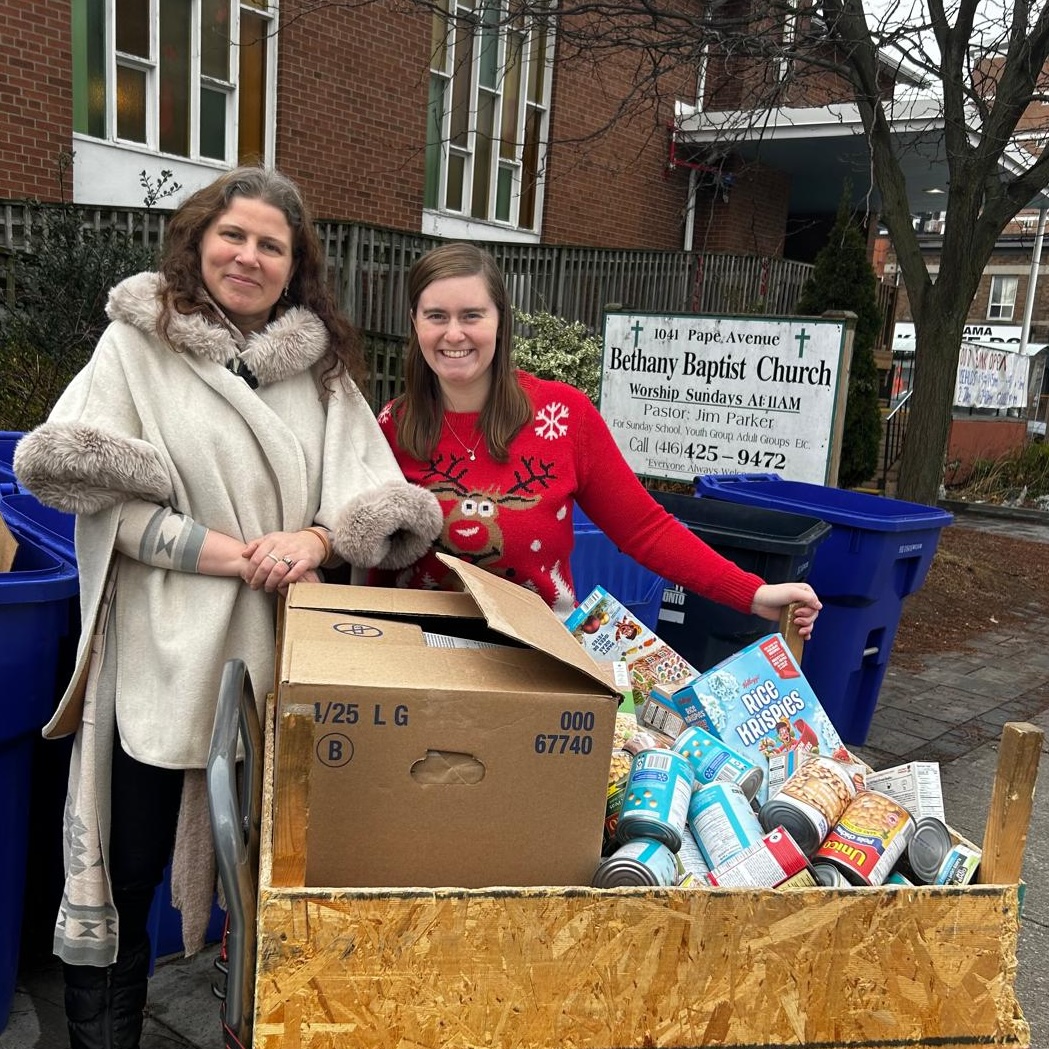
[0,0,874,259]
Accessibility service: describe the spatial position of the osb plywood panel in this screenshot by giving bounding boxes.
[251,883,1028,1049]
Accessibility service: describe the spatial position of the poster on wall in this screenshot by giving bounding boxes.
[954,342,1029,409]
[599,313,850,485]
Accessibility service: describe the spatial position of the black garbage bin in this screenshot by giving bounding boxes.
[650,490,830,674]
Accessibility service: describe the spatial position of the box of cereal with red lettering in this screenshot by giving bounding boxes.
[683,633,852,804]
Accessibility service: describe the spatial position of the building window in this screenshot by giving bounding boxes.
[72,0,274,167]
[988,275,1018,321]
[425,0,553,233]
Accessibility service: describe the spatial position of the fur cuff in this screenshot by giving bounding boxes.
[332,481,443,570]
[14,423,172,515]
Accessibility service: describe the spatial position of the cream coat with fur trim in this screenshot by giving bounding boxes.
[16,272,441,768]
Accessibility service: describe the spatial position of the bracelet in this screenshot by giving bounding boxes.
[303,525,334,566]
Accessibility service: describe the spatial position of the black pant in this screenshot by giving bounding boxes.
[106,735,185,958]
[63,735,184,1049]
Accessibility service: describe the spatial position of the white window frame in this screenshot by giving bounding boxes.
[988,274,1018,321]
[422,0,554,243]
[73,0,278,208]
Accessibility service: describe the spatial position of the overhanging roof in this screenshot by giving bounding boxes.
[674,97,1049,214]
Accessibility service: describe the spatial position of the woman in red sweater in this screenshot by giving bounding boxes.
[377,242,821,637]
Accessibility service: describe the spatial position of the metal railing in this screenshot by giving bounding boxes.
[881,390,911,492]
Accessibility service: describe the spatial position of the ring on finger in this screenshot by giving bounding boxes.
[281,555,295,568]
[266,552,280,564]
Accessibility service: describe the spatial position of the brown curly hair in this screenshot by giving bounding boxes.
[157,165,365,391]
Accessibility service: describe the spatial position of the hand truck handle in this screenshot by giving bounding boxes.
[207,658,262,1048]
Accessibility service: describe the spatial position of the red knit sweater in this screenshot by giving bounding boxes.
[376,373,764,617]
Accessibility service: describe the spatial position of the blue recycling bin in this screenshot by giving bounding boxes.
[571,506,665,630]
[0,516,80,1031]
[0,486,81,979]
[0,432,21,491]
[649,490,831,673]
[695,474,954,744]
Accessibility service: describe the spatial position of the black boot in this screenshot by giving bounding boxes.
[109,937,150,1049]
[63,962,111,1049]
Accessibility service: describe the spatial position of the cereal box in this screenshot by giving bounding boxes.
[563,586,660,663]
[685,633,852,805]
[564,586,699,710]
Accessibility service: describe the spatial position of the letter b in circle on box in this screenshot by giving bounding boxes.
[318,732,354,767]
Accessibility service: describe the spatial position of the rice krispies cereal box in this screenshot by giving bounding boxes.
[685,632,852,804]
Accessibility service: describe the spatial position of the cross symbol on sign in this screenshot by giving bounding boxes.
[630,320,644,347]
[795,327,810,358]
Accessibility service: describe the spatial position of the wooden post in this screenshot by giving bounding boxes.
[778,601,804,664]
[271,705,313,887]
[978,721,1044,885]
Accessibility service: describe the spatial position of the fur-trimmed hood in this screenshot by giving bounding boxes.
[107,271,329,386]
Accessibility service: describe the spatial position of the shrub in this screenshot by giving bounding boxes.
[511,308,602,403]
[794,192,883,489]
[0,160,177,431]
[951,442,1049,503]
[0,201,158,430]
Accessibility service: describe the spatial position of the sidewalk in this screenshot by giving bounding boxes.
[2,511,1047,1049]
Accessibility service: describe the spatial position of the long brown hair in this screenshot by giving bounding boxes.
[157,165,365,391]
[393,242,531,460]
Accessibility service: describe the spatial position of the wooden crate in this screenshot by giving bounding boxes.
[251,698,1040,1049]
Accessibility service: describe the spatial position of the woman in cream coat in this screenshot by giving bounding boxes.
[14,167,441,1049]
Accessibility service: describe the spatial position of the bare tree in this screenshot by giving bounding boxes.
[281,0,1049,503]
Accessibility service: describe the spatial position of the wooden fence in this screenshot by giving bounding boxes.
[0,201,815,407]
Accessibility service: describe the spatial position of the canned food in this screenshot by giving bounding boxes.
[885,870,914,887]
[812,861,851,887]
[687,781,765,869]
[592,837,680,887]
[906,817,981,886]
[758,755,858,856]
[672,724,764,801]
[813,790,915,886]
[676,827,711,882]
[615,748,695,851]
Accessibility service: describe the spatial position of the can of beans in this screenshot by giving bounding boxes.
[905,817,981,886]
[592,837,681,887]
[758,755,858,856]
[672,725,764,801]
[615,748,695,851]
[813,790,915,886]
[687,781,765,869]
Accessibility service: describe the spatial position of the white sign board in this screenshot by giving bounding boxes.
[893,321,1047,356]
[954,342,1029,409]
[600,313,849,485]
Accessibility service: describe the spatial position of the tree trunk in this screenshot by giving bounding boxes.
[895,303,967,505]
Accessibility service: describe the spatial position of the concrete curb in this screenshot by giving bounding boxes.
[938,498,1049,524]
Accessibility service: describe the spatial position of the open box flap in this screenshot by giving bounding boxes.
[435,552,620,698]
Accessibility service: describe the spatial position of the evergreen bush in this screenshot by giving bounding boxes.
[511,307,602,403]
[794,194,884,489]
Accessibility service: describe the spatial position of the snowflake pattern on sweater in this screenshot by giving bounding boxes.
[377,372,764,619]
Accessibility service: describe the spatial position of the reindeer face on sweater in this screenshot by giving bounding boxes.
[424,450,554,568]
[432,487,540,565]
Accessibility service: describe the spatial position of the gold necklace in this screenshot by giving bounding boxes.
[444,416,482,461]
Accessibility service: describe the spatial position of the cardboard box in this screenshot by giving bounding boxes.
[275,553,621,889]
